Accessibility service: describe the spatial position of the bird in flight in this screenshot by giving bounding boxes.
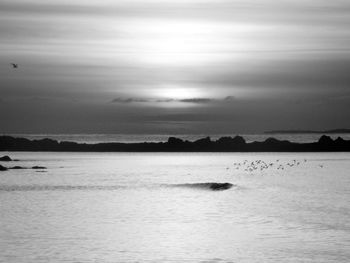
[11,63,18,68]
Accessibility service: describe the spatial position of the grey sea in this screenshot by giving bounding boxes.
[1,150,350,263]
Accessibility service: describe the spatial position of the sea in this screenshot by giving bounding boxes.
[1,134,350,262]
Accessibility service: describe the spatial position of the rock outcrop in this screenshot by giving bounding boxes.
[0,155,12,161]
[9,166,26,169]
[0,165,8,171]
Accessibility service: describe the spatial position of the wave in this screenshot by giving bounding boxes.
[0,182,235,192]
[0,185,128,192]
[165,182,235,191]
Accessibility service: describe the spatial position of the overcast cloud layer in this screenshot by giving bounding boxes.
[1,0,350,133]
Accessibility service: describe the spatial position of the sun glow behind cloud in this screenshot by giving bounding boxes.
[110,18,274,101]
[152,85,206,100]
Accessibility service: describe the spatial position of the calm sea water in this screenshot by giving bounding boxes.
[5,133,350,143]
[0,152,349,262]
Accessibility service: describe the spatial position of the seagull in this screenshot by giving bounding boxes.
[11,63,18,69]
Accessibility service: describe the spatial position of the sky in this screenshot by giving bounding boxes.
[1,0,350,134]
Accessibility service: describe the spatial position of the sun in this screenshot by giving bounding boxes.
[154,86,203,100]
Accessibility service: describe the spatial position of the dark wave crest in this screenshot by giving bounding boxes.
[167,182,235,191]
[0,185,128,192]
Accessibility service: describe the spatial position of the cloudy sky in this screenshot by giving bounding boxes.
[1,0,350,134]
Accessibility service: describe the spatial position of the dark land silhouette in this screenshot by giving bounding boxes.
[1,135,350,152]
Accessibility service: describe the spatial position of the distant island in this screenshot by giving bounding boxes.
[264,129,350,134]
[1,135,350,152]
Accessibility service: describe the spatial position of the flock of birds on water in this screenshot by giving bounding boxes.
[227,159,324,174]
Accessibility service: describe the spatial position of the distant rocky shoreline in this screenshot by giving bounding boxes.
[1,135,350,152]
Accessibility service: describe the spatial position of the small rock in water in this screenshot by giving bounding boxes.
[209,183,233,191]
[0,156,12,161]
[0,164,8,171]
[9,166,26,169]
